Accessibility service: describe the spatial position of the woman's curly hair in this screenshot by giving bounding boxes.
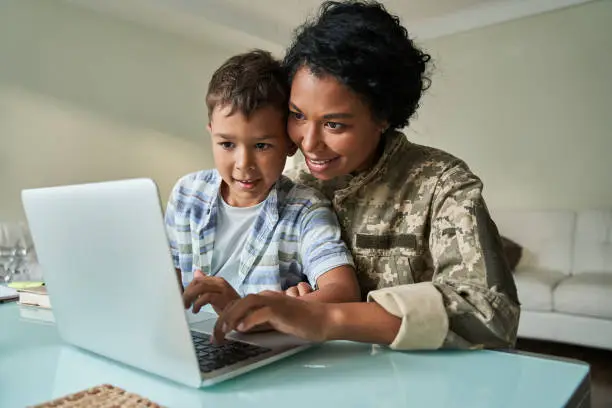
[283,1,431,130]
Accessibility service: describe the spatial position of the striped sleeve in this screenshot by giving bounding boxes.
[164,181,182,270]
[298,204,354,287]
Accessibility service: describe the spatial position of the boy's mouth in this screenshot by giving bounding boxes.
[233,178,259,189]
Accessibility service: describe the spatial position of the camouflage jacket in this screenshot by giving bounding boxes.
[286,131,520,349]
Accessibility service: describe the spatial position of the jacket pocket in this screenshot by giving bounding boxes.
[353,248,416,296]
[353,233,422,294]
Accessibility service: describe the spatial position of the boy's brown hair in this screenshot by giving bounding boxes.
[206,49,289,120]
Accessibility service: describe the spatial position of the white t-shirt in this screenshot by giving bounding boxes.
[211,193,265,292]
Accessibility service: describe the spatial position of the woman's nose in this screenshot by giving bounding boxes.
[300,124,323,152]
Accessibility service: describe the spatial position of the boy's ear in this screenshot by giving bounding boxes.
[207,123,212,134]
[287,141,298,157]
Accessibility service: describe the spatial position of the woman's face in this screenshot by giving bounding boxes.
[287,67,387,180]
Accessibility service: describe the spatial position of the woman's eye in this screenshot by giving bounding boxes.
[290,111,305,120]
[325,121,345,130]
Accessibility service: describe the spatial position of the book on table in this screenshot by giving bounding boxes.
[0,285,18,302]
[18,285,51,309]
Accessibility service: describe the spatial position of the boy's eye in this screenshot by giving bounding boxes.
[325,121,345,130]
[290,111,305,121]
[219,142,234,149]
[255,143,271,150]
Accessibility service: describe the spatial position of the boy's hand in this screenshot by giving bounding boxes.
[285,282,313,297]
[213,291,333,344]
[182,270,240,314]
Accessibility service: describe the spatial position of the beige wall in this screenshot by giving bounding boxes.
[0,0,238,221]
[409,0,612,211]
[1,0,611,223]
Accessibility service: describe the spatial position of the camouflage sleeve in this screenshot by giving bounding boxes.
[428,163,520,349]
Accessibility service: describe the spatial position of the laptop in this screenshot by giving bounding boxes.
[21,178,313,388]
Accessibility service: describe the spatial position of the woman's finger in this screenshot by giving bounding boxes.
[213,295,267,343]
[236,306,273,332]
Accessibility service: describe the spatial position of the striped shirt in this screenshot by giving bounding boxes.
[164,170,354,296]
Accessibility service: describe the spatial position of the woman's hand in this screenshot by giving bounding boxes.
[182,270,240,314]
[213,291,333,343]
[214,291,403,347]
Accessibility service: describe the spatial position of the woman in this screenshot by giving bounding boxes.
[214,0,520,350]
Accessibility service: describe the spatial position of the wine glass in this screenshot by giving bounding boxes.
[0,222,35,283]
[0,223,15,283]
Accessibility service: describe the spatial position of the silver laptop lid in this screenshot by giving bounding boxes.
[22,179,202,387]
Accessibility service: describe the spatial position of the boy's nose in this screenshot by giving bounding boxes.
[235,149,254,170]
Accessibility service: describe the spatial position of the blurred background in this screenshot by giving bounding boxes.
[0,0,610,224]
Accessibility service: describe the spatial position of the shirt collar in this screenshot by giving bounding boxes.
[206,170,280,228]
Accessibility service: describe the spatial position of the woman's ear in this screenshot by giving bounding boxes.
[380,120,390,134]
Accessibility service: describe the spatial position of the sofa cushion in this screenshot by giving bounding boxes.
[572,210,612,275]
[491,210,574,276]
[513,268,566,312]
[554,272,612,319]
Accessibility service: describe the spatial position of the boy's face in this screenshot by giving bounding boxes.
[209,105,296,207]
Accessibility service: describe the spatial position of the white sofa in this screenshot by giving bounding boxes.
[491,209,612,350]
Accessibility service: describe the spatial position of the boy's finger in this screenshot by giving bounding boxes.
[182,290,196,309]
[182,281,220,308]
[192,293,216,314]
[182,285,200,308]
[201,275,232,292]
[194,269,206,279]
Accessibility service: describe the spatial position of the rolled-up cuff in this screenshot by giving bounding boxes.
[367,282,448,350]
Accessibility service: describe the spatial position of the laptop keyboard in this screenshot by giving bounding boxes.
[191,331,272,373]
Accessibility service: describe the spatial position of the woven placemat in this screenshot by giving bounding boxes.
[29,384,163,408]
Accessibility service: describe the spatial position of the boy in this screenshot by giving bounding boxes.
[165,50,360,315]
